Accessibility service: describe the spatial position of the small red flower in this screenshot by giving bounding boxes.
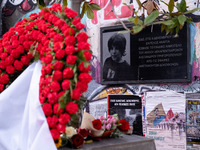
[47,115,58,128]
[53,70,63,81]
[66,55,77,65]
[66,102,78,114]
[118,119,130,133]
[53,103,64,116]
[47,92,58,104]
[50,81,61,92]
[53,61,63,70]
[50,129,60,140]
[59,113,71,124]
[71,134,84,149]
[71,88,82,100]
[76,22,85,30]
[61,79,70,91]
[76,32,88,42]
[6,65,15,74]
[92,119,102,130]
[77,128,89,138]
[56,123,66,133]
[63,67,73,79]
[65,45,75,55]
[83,51,92,61]
[14,60,23,71]
[42,103,53,116]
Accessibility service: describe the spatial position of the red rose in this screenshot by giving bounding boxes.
[76,81,88,92]
[78,62,90,72]
[14,60,23,71]
[63,67,73,79]
[44,53,53,64]
[61,79,70,91]
[0,60,6,69]
[47,115,58,128]
[0,74,9,85]
[53,33,63,43]
[64,7,78,18]
[78,73,92,83]
[66,55,77,65]
[45,63,53,75]
[76,32,88,42]
[47,92,58,104]
[45,76,52,85]
[21,55,30,65]
[64,28,75,36]
[6,65,15,74]
[50,129,60,140]
[77,128,89,138]
[50,81,61,92]
[77,42,90,51]
[64,36,75,46]
[65,45,75,55]
[5,56,14,66]
[76,22,85,30]
[0,52,8,60]
[59,113,71,124]
[92,119,102,130]
[53,103,64,116]
[42,103,53,116]
[0,84,4,92]
[55,49,65,60]
[56,123,66,133]
[118,119,130,133]
[72,18,81,25]
[41,87,51,97]
[39,94,45,104]
[83,51,92,61]
[53,70,63,81]
[71,88,82,100]
[71,134,84,149]
[66,102,78,114]
[53,42,63,52]
[53,60,63,70]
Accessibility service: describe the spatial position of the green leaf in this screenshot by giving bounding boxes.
[37,0,46,9]
[81,2,87,19]
[178,15,186,26]
[63,0,68,6]
[144,10,159,25]
[184,8,200,14]
[123,3,133,11]
[176,0,186,12]
[155,20,175,26]
[133,25,143,34]
[128,17,134,22]
[87,5,94,19]
[161,24,166,32]
[168,0,174,13]
[89,3,101,10]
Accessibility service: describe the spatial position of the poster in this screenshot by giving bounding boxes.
[186,93,200,145]
[145,91,186,150]
[107,94,143,135]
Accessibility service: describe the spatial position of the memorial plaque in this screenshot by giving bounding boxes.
[100,24,191,84]
[132,24,191,83]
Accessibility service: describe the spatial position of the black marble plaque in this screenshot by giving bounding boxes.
[100,23,191,84]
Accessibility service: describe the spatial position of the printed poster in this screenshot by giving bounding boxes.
[186,93,200,145]
[145,91,186,150]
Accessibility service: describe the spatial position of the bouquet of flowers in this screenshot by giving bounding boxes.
[60,112,130,149]
[0,3,92,148]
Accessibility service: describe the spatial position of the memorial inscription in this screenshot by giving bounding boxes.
[100,24,191,84]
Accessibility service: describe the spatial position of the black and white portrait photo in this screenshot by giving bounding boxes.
[101,26,137,84]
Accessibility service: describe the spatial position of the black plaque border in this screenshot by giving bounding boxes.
[100,23,191,84]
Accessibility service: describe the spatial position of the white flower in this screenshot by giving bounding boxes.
[65,126,77,138]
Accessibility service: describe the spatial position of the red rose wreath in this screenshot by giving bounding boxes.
[0,3,92,145]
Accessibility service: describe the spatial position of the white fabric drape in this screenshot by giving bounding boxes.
[0,61,57,150]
